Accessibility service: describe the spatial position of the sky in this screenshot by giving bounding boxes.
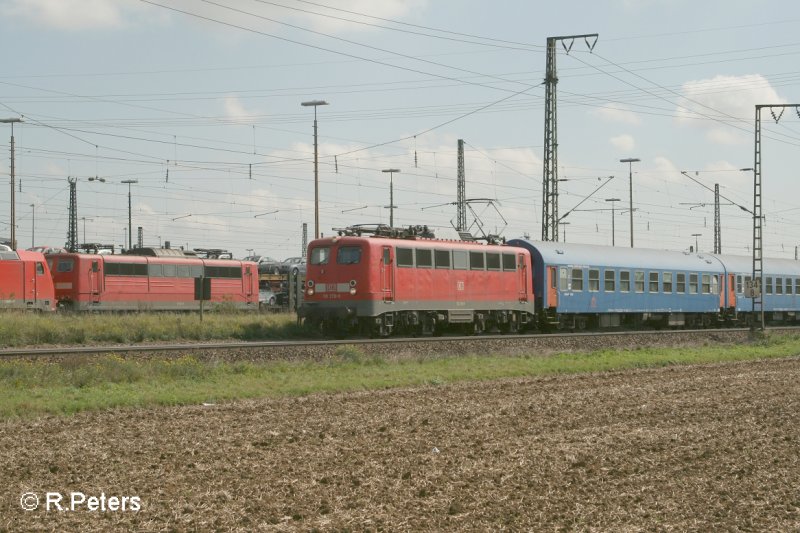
[0,0,799,260]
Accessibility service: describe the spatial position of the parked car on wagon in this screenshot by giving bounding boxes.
[244,255,283,275]
[278,256,306,276]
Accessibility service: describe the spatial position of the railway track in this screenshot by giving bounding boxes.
[0,327,790,361]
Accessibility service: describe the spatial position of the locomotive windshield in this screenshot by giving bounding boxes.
[56,259,74,272]
[310,246,330,265]
[337,246,362,265]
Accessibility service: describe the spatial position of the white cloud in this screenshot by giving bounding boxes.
[224,96,256,124]
[591,104,641,125]
[1,0,126,30]
[610,134,635,152]
[676,74,784,145]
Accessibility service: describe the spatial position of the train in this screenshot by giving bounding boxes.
[46,248,258,311]
[0,248,56,311]
[298,227,800,336]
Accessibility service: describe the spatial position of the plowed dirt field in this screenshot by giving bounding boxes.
[4,357,800,531]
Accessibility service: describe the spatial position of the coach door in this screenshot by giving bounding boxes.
[381,246,394,301]
[725,273,736,310]
[89,259,102,302]
[547,266,558,308]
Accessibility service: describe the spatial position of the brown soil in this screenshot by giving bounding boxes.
[3,357,800,532]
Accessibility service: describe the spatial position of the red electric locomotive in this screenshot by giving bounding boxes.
[299,226,535,336]
[47,249,258,311]
[0,248,56,311]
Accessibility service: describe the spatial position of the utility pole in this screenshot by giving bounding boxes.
[382,169,400,227]
[301,222,308,258]
[1,118,22,250]
[121,179,138,251]
[541,33,598,241]
[301,100,329,239]
[456,139,467,232]
[714,183,721,254]
[620,157,640,248]
[752,104,800,330]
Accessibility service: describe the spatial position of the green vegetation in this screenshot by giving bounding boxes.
[0,312,306,347]
[1,334,800,418]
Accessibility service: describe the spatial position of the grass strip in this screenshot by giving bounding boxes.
[1,334,799,419]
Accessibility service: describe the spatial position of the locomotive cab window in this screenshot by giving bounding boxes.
[337,246,362,265]
[502,254,516,271]
[415,249,432,268]
[36,262,45,275]
[397,247,414,268]
[57,259,74,273]
[310,246,330,265]
[434,250,450,269]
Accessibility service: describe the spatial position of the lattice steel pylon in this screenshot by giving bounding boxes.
[541,33,598,241]
[752,103,800,330]
[66,177,78,252]
[456,139,467,232]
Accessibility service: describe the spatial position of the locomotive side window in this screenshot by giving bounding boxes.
[604,270,615,292]
[634,271,645,293]
[619,270,630,292]
[57,259,74,273]
[486,253,501,271]
[502,254,516,271]
[149,264,163,277]
[766,277,773,295]
[178,265,192,278]
[701,274,711,294]
[383,248,391,265]
[415,249,432,268]
[434,250,450,269]
[397,247,414,267]
[649,272,659,293]
[163,264,177,277]
[337,246,362,265]
[588,269,599,292]
[663,272,673,293]
[677,273,686,293]
[689,273,698,294]
[469,252,484,270]
[452,250,468,270]
[310,247,330,265]
[571,268,583,291]
[559,267,568,291]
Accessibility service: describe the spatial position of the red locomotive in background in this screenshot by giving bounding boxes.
[299,225,535,336]
[47,248,258,311]
[0,248,56,311]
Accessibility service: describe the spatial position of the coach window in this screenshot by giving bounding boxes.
[620,270,630,292]
[604,270,615,292]
[795,278,799,295]
[634,271,645,293]
[736,275,743,294]
[486,253,501,271]
[502,253,516,271]
[786,278,793,295]
[689,273,698,294]
[701,274,711,294]
[469,251,485,270]
[337,246,362,265]
[452,250,468,270]
[571,268,584,291]
[434,250,450,269]
[559,267,569,291]
[766,276,773,295]
[675,273,685,294]
[415,249,433,268]
[649,272,659,293]
[397,247,414,268]
[163,264,177,278]
[663,272,673,293]
[310,246,330,265]
[775,277,783,295]
[588,269,600,292]
[744,276,752,295]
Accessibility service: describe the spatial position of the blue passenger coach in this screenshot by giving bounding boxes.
[507,240,726,330]
[709,253,800,325]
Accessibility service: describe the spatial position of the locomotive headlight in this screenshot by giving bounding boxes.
[349,287,357,295]
[307,288,315,296]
